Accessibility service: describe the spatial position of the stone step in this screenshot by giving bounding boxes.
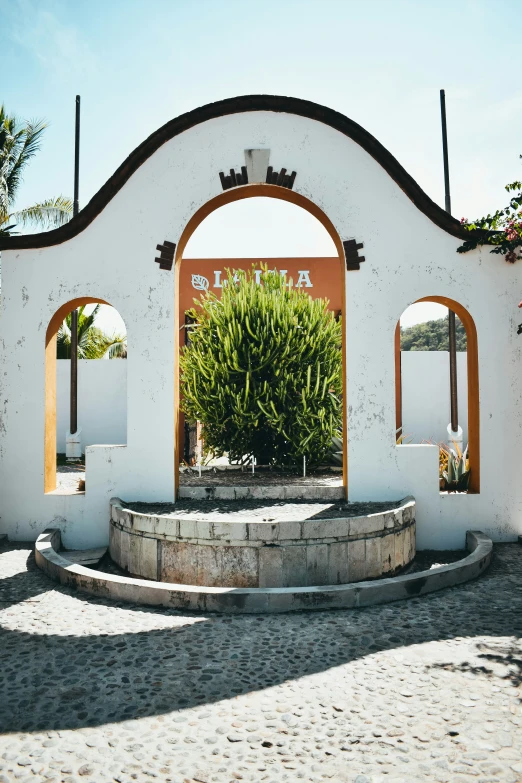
[36,527,492,614]
[178,484,345,501]
[60,547,107,566]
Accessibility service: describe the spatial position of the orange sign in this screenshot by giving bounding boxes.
[179,258,342,326]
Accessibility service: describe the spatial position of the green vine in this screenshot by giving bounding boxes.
[457,155,522,264]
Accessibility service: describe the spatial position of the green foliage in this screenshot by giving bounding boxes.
[400,315,466,352]
[457,155,522,264]
[329,434,343,466]
[57,305,127,359]
[0,104,72,236]
[180,266,343,466]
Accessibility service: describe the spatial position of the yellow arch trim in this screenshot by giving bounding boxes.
[45,297,109,493]
[174,184,347,498]
[396,296,479,494]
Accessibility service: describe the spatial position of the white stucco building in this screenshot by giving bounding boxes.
[0,95,521,551]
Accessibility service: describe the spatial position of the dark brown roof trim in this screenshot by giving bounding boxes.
[0,94,470,251]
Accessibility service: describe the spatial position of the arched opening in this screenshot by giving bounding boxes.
[45,297,127,493]
[395,296,479,494]
[174,183,347,496]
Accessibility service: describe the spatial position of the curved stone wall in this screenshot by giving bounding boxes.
[109,497,416,588]
[36,528,492,614]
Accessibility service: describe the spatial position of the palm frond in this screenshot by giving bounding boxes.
[10,196,73,230]
[57,306,127,360]
[0,125,15,219]
[0,106,72,235]
[0,208,17,235]
[80,327,126,360]
[105,337,127,359]
[6,117,48,199]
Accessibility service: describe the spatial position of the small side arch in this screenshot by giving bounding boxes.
[45,297,110,493]
[395,296,479,494]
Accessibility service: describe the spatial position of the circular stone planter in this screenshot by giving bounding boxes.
[109,496,416,588]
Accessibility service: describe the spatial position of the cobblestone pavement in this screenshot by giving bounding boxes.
[0,541,521,783]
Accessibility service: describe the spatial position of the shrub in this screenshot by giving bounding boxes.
[400,315,466,352]
[180,266,343,466]
[458,155,522,265]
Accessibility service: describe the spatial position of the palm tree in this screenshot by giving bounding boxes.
[57,305,127,359]
[0,105,72,236]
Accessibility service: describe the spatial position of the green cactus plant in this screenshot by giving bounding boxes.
[329,434,343,466]
[180,266,343,467]
[440,442,470,492]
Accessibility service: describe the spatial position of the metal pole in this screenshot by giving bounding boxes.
[70,95,80,436]
[70,308,78,435]
[448,310,458,431]
[440,89,458,432]
[440,90,451,214]
[73,95,80,218]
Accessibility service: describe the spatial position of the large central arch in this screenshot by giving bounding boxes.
[174,183,348,497]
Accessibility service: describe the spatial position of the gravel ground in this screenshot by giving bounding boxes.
[56,469,342,494]
[56,466,85,493]
[124,499,402,521]
[1,540,521,783]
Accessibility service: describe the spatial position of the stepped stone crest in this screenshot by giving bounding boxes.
[219,149,296,191]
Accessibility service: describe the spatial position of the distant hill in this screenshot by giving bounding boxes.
[400,315,467,351]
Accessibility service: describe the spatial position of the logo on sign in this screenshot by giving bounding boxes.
[191,274,209,291]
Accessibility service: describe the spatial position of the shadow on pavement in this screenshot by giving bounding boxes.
[0,543,520,733]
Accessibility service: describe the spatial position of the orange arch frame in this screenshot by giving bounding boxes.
[44,297,109,493]
[174,183,348,498]
[395,296,480,494]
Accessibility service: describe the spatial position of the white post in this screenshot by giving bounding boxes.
[303,456,306,478]
[446,423,463,451]
[66,428,82,460]
[252,457,255,474]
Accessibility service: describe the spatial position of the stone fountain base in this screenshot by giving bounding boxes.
[109,496,416,587]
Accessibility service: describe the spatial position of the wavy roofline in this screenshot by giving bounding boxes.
[0,94,469,251]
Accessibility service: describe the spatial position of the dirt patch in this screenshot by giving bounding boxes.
[404,549,465,574]
[179,468,342,487]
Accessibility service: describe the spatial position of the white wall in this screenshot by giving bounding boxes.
[55,353,466,455]
[401,352,468,445]
[56,360,127,452]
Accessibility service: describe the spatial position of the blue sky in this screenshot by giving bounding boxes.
[2,0,521,330]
